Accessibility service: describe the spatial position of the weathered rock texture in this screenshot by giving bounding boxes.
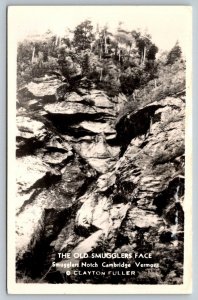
[16,75,185,284]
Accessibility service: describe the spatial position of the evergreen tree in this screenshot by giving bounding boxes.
[166,41,182,65]
[73,20,94,51]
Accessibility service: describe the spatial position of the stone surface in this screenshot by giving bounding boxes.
[71,121,116,134]
[16,155,50,195]
[18,79,68,104]
[64,92,84,102]
[15,73,185,284]
[16,116,47,143]
[73,135,120,173]
[83,90,114,108]
[44,101,115,116]
[27,79,67,98]
[16,154,97,262]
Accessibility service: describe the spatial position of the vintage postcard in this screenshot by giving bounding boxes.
[7,6,192,294]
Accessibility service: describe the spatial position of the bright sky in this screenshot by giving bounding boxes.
[9,6,192,54]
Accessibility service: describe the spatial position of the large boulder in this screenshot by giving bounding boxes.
[16,154,97,263]
[74,168,129,236]
[64,92,84,103]
[16,115,72,159]
[44,101,116,116]
[16,116,48,152]
[71,121,116,135]
[16,155,53,212]
[82,90,114,108]
[16,155,51,195]
[18,78,69,104]
[44,89,122,119]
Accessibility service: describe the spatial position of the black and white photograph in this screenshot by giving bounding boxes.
[7,5,192,294]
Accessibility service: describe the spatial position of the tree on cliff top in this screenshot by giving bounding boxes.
[166,41,182,65]
[73,20,94,51]
[134,32,158,65]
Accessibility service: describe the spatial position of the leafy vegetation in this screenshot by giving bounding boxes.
[166,41,182,65]
[17,20,185,102]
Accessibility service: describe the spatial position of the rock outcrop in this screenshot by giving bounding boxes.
[18,76,69,104]
[15,74,185,284]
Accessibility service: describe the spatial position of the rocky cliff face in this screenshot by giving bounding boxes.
[16,75,185,284]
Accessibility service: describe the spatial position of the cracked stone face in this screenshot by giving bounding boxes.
[15,69,185,285]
